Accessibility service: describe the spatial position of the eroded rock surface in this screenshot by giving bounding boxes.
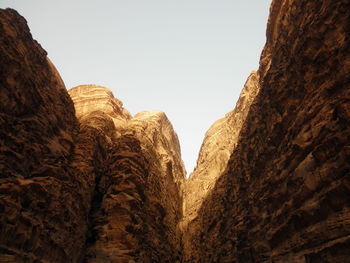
[1,1,350,262]
[184,0,350,262]
[0,9,184,263]
[69,85,185,262]
[0,8,91,262]
[181,71,260,260]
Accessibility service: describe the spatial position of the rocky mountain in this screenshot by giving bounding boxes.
[1,0,350,262]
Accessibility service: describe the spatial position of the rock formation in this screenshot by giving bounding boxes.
[181,71,260,259]
[0,9,184,262]
[1,0,350,262]
[69,85,185,262]
[183,0,350,262]
[0,8,87,262]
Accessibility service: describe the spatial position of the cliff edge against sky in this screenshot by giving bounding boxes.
[1,0,350,262]
[182,0,350,262]
[0,9,184,262]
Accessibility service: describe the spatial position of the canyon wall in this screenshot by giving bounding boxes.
[69,85,185,262]
[0,9,184,263]
[1,0,350,262]
[0,9,87,262]
[181,71,260,258]
[183,0,350,262]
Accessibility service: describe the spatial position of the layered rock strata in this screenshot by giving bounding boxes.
[183,0,350,262]
[181,71,260,258]
[69,85,185,262]
[0,9,184,263]
[2,0,350,262]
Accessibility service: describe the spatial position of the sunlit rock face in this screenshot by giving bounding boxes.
[69,85,185,262]
[181,71,260,261]
[69,85,131,121]
[183,0,350,262]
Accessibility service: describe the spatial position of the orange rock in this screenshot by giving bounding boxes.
[1,0,350,261]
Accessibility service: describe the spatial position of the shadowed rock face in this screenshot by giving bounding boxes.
[1,0,350,262]
[0,9,184,262]
[0,8,89,263]
[183,0,350,262]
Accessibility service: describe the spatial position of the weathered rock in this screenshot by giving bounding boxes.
[184,0,350,262]
[181,71,260,261]
[69,85,131,120]
[0,8,92,262]
[0,9,184,263]
[2,0,350,262]
[69,85,185,262]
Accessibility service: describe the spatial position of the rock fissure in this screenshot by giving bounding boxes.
[1,1,350,262]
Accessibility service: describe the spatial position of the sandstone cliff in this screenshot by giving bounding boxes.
[0,9,184,262]
[69,85,185,262]
[184,0,350,262]
[0,9,89,262]
[1,0,350,262]
[181,71,260,259]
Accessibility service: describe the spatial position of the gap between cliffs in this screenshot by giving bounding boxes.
[66,68,260,262]
[0,8,258,262]
[1,2,350,262]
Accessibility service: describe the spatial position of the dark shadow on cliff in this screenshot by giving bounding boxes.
[184,0,350,262]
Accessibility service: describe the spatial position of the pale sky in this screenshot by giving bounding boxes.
[1,0,271,175]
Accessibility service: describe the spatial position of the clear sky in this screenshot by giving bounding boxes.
[1,0,271,176]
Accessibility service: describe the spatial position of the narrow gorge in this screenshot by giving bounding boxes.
[1,0,350,262]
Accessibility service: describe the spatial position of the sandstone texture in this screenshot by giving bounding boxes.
[183,0,350,262]
[1,0,350,262]
[0,9,184,263]
[0,9,89,262]
[69,85,185,262]
[181,71,260,259]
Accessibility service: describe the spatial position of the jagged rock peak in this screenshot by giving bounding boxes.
[69,84,131,120]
